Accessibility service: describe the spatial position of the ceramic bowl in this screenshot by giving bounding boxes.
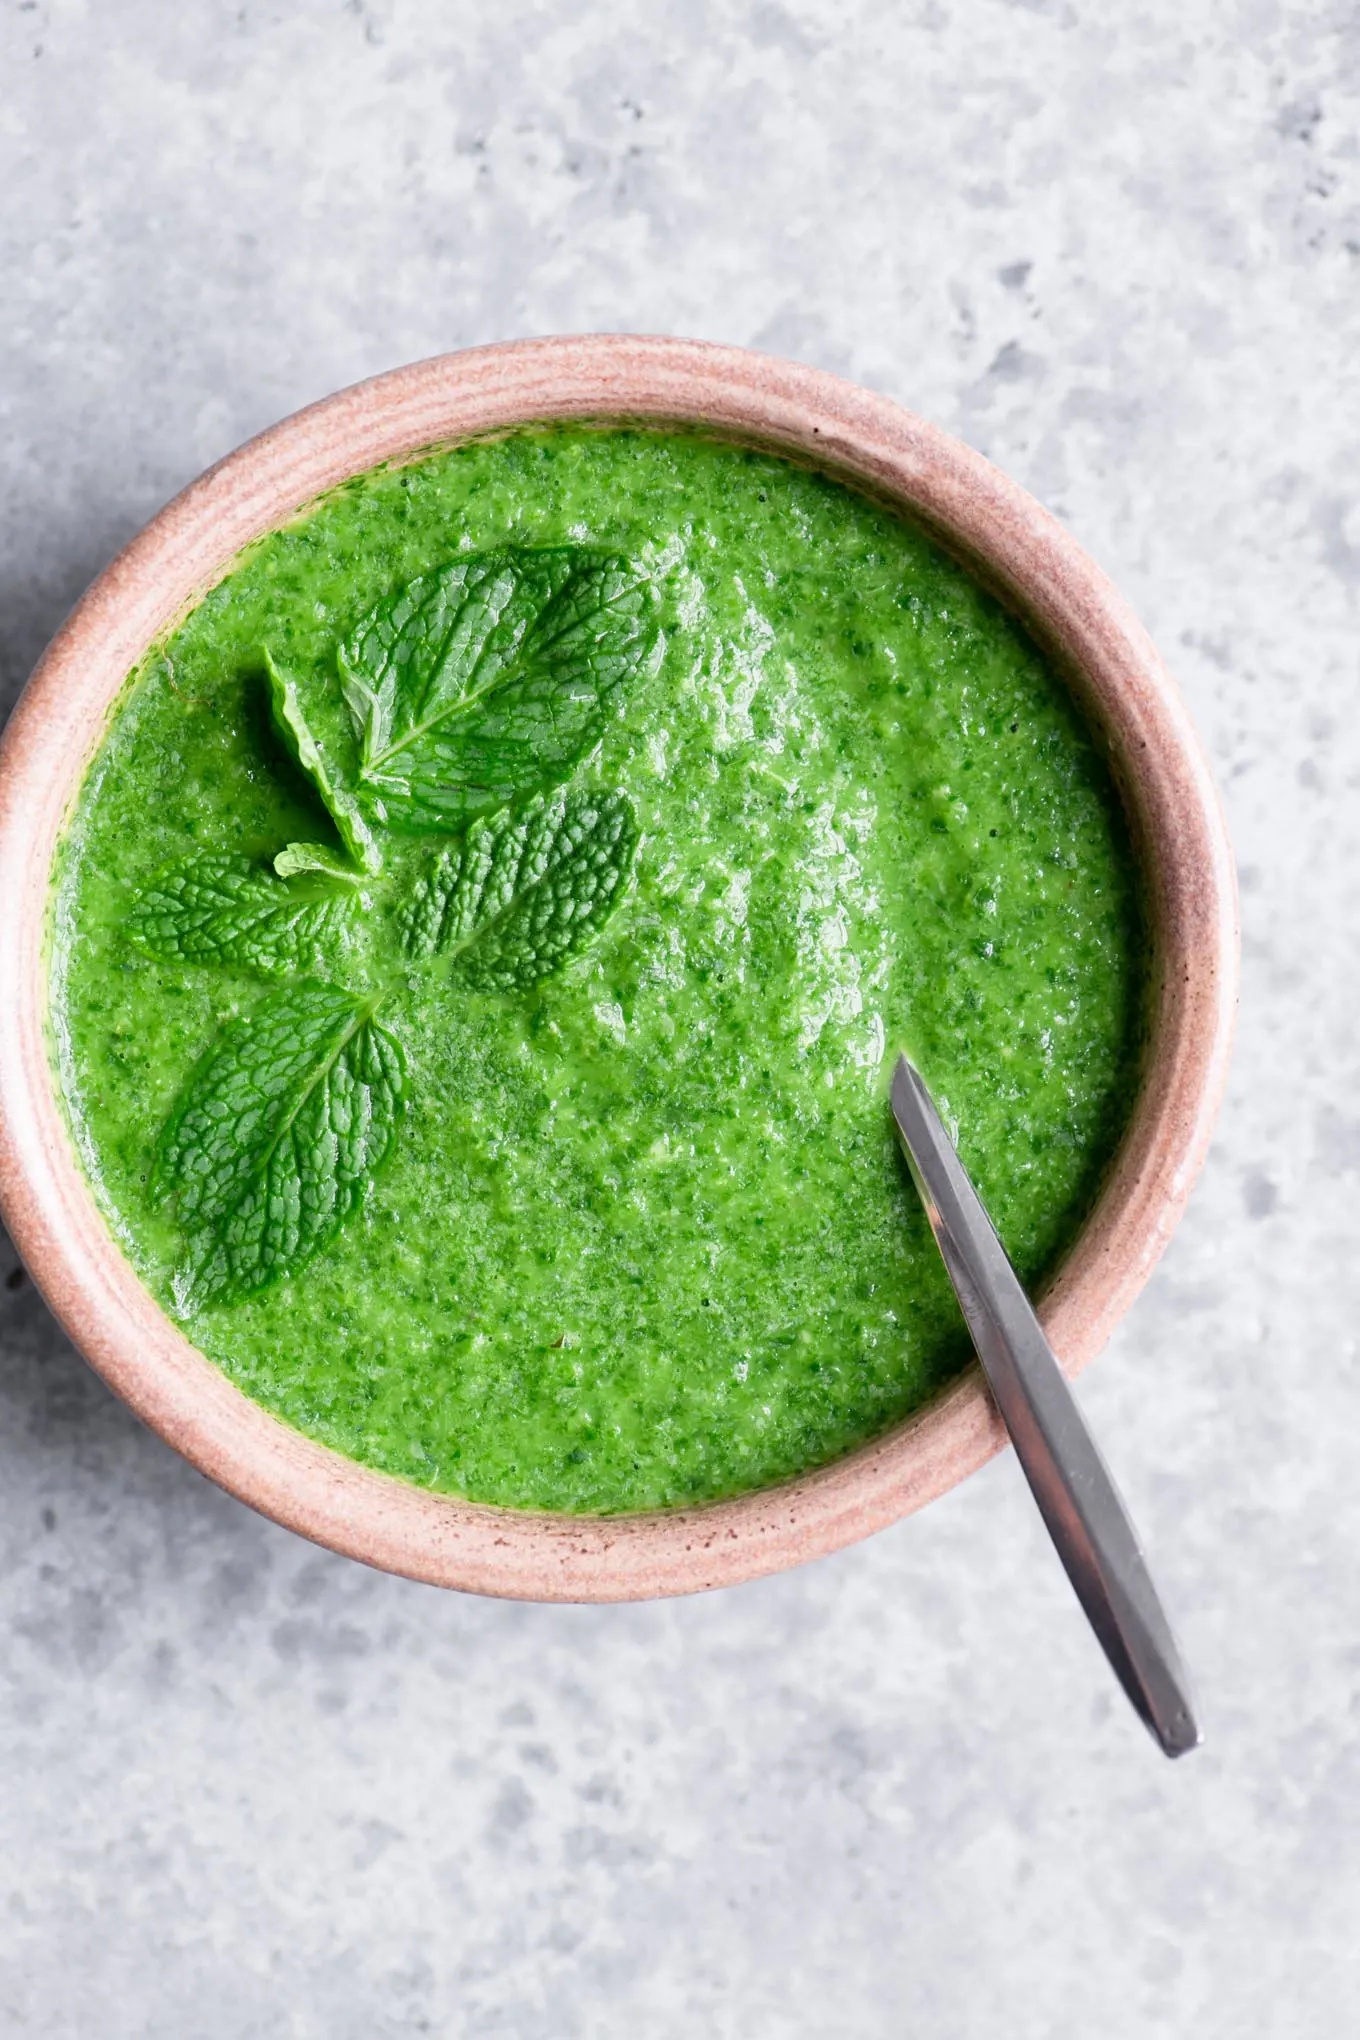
[0,336,1237,1599]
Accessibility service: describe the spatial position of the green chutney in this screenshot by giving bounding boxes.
[50,428,1145,1514]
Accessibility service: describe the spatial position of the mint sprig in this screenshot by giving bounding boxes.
[125,545,654,1309]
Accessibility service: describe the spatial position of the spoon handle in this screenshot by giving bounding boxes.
[890,1054,1201,1759]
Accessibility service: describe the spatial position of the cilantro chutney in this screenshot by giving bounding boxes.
[50,428,1145,1514]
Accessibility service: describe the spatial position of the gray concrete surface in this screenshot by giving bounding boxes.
[3,2,1358,2033]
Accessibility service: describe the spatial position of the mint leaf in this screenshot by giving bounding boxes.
[265,650,382,873]
[157,980,404,1309]
[400,787,640,988]
[339,547,658,832]
[127,854,354,975]
[273,842,363,884]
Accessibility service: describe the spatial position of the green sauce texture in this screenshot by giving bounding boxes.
[50,428,1145,1513]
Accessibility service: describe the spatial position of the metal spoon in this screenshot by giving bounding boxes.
[890,1053,1201,1758]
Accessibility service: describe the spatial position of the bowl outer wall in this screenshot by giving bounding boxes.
[0,335,1238,1601]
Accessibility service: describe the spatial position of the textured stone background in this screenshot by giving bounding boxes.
[3,2,1358,2033]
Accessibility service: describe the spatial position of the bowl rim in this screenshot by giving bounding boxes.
[0,334,1238,1601]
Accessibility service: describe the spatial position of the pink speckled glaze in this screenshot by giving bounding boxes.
[0,337,1237,1600]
